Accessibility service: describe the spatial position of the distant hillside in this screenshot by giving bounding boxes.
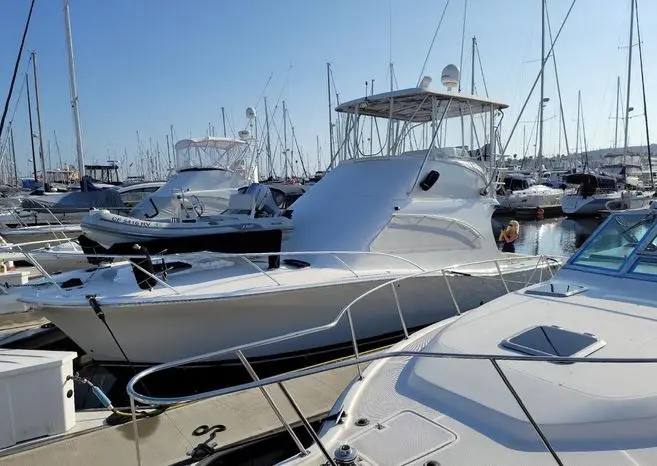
[571,144,657,161]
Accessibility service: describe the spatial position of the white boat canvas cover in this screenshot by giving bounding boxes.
[130,137,257,219]
[174,136,257,181]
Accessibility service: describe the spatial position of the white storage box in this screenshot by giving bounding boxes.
[0,271,29,287]
[0,349,77,449]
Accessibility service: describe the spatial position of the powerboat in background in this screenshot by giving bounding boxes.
[0,179,165,228]
[128,136,258,220]
[19,74,557,368]
[561,173,652,217]
[496,173,564,214]
[79,182,294,254]
[268,206,657,465]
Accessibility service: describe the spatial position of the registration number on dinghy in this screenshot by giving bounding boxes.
[110,216,155,228]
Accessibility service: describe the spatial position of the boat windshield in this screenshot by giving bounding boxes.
[569,211,657,272]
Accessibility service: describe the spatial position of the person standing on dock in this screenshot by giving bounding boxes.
[498,220,520,253]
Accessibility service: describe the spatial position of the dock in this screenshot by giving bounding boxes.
[0,362,360,465]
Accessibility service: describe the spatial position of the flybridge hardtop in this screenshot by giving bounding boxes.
[336,86,509,121]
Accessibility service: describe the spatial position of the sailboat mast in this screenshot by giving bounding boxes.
[9,125,18,185]
[327,63,335,169]
[633,0,653,188]
[614,76,620,149]
[537,0,546,176]
[25,73,38,182]
[470,36,476,152]
[264,97,272,177]
[31,51,47,186]
[575,90,581,165]
[63,0,85,179]
[283,100,288,179]
[221,107,227,137]
[169,124,175,168]
[623,0,635,155]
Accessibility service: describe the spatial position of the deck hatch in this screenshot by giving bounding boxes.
[524,283,587,298]
[501,325,606,357]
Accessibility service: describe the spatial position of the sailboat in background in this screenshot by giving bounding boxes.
[561,0,653,217]
[494,4,563,217]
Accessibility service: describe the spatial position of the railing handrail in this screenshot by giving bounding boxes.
[126,254,560,405]
[129,348,657,407]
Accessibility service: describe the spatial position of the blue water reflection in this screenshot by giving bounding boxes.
[492,217,603,258]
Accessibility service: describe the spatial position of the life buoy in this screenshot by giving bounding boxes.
[536,207,545,220]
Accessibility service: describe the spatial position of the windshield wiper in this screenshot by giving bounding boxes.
[616,213,657,242]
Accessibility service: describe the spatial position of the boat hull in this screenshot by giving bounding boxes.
[80,210,293,249]
[32,267,546,365]
[562,192,652,217]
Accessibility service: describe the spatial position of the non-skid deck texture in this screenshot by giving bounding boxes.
[0,364,359,466]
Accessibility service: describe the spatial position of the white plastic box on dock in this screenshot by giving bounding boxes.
[0,349,77,449]
[0,271,29,287]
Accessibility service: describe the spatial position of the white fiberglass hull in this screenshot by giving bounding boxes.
[497,187,563,210]
[562,192,652,217]
[24,260,551,365]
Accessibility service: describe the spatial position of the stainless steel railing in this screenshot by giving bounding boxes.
[139,350,657,466]
[124,253,560,465]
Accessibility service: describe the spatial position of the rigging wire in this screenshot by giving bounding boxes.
[416,0,451,86]
[634,0,654,187]
[545,4,571,156]
[458,0,468,92]
[0,0,36,142]
[0,70,28,159]
[501,0,578,156]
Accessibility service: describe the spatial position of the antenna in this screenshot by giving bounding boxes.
[441,64,460,91]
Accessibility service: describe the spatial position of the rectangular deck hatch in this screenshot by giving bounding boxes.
[501,325,605,357]
[524,283,587,298]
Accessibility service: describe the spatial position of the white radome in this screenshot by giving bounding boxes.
[441,64,459,90]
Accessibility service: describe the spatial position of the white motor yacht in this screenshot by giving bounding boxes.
[241,206,657,465]
[19,79,556,367]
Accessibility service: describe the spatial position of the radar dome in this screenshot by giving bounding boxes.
[441,64,460,90]
[238,130,250,140]
[246,107,256,119]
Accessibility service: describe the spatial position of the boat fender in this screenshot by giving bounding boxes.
[419,170,440,191]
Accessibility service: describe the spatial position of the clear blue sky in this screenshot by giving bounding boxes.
[1,0,656,178]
